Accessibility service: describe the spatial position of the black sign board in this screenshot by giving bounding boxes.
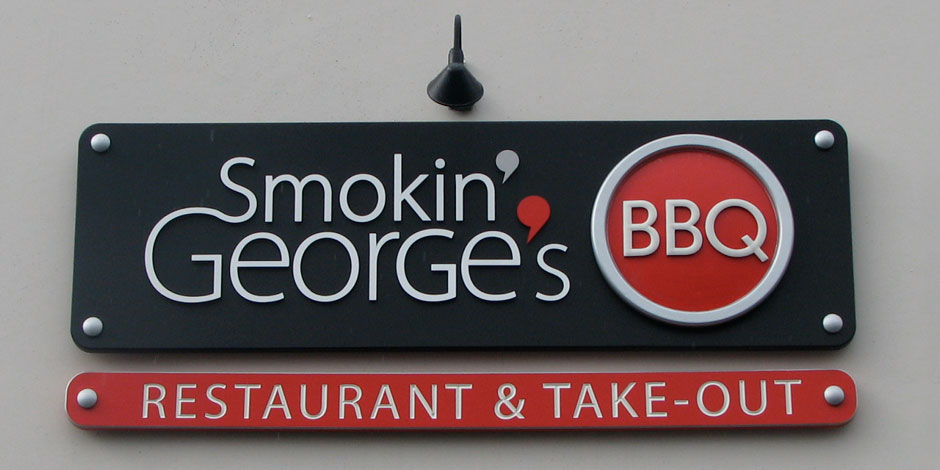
[71,121,854,351]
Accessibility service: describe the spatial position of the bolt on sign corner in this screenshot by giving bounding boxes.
[71,121,855,350]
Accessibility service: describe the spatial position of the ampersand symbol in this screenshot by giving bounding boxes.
[493,383,526,420]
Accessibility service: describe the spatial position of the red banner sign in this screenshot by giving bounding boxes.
[66,370,855,430]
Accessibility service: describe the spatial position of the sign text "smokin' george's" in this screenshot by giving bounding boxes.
[145,155,570,305]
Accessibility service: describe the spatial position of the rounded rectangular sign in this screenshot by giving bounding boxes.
[71,121,855,350]
[66,370,856,430]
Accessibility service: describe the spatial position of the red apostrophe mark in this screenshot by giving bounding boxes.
[517,195,551,243]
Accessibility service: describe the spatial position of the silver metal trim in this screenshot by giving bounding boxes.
[82,316,103,337]
[822,313,844,333]
[76,388,98,409]
[590,134,795,326]
[824,385,845,406]
[814,130,835,150]
[90,133,111,153]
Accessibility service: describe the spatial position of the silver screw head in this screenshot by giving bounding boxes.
[76,388,98,409]
[822,313,843,333]
[82,316,103,337]
[814,130,835,150]
[90,133,111,153]
[824,385,845,406]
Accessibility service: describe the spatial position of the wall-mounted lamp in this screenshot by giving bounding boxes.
[427,15,484,111]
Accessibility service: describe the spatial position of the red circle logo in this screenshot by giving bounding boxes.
[591,135,794,326]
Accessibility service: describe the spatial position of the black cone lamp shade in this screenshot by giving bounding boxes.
[427,15,484,111]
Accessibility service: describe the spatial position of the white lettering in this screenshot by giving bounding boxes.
[300,384,328,420]
[142,384,166,419]
[611,382,638,418]
[293,232,359,302]
[543,383,571,419]
[460,231,520,302]
[739,380,767,416]
[370,384,400,420]
[230,232,289,303]
[697,381,731,417]
[393,153,430,222]
[339,174,386,223]
[396,229,456,302]
[623,200,659,257]
[409,384,438,420]
[234,384,261,419]
[445,384,472,420]
[368,232,400,301]
[645,382,667,418]
[573,384,602,418]
[535,244,570,301]
[773,379,801,415]
[205,384,227,420]
[262,384,292,420]
[339,384,363,419]
[435,168,445,222]
[665,199,702,256]
[264,173,331,223]
[705,199,768,262]
[175,384,197,419]
[455,174,496,221]
[144,157,256,303]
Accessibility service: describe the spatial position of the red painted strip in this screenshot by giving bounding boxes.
[66,370,855,430]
